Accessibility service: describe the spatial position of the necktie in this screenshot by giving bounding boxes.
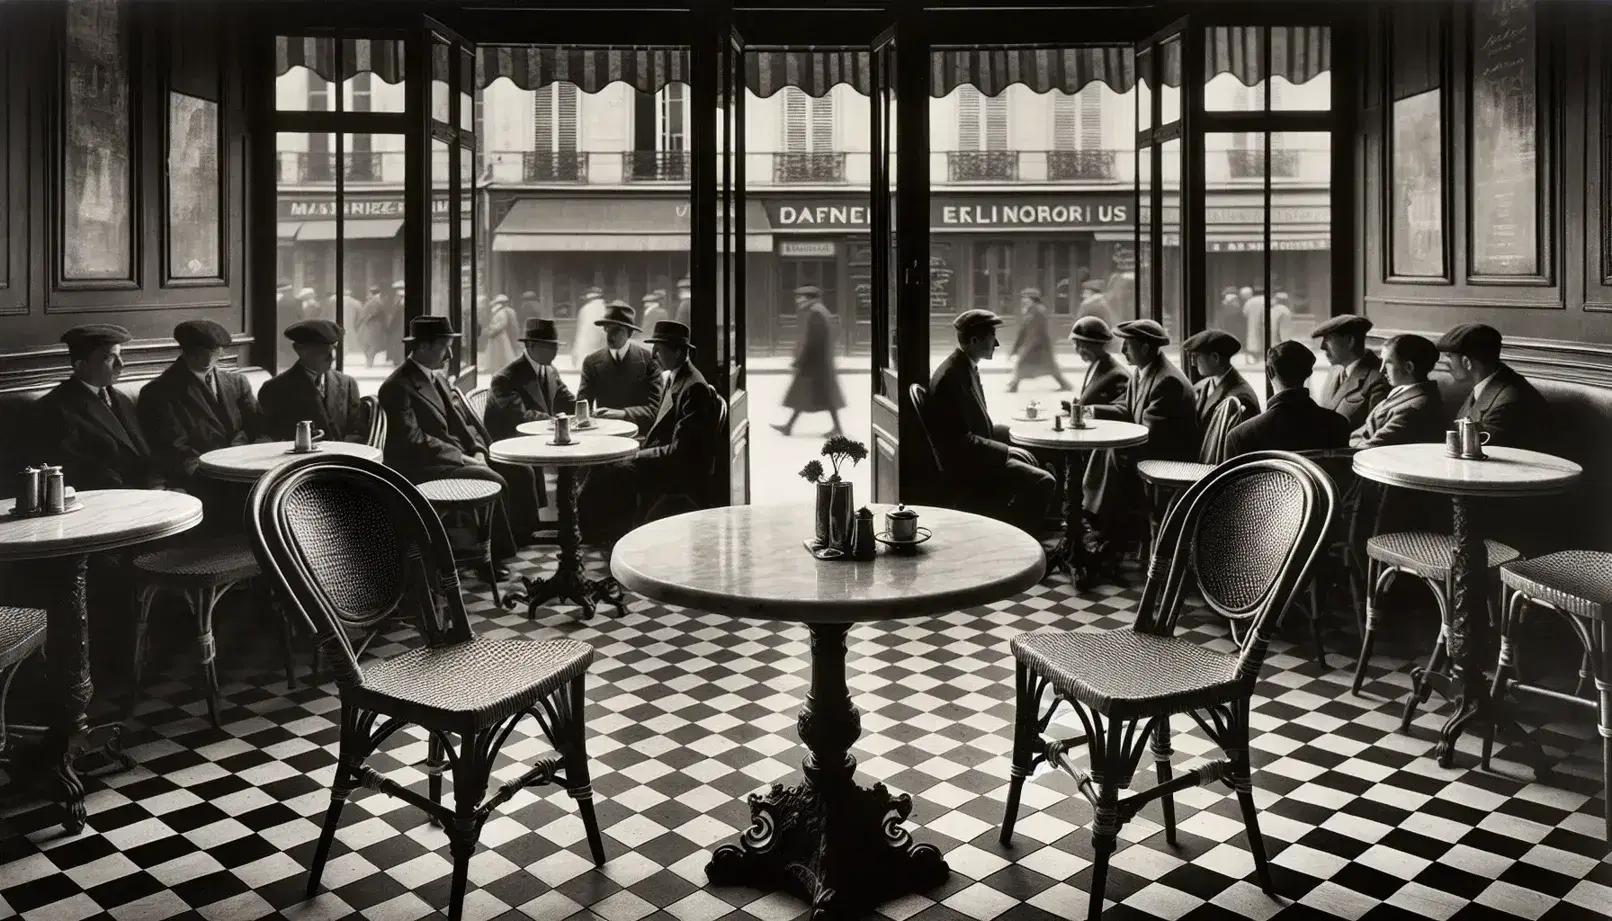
[204,371,226,416]
[101,387,115,410]
[315,374,326,398]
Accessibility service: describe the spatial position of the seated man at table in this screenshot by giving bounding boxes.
[486,318,576,439]
[1437,322,1549,450]
[1350,334,1446,448]
[257,319,367,443]
[927,309,1056,532]
[1069,316,1129,408]
[378,316,525,557]
[1312,314,1390,430]
[137,319,266,493]
[33,324,163,491]
[1182,329,1261,432]
[1224,341,1352,457]
[1084,320,1197,557]
[577,302,663,437]
[578,321,721,541]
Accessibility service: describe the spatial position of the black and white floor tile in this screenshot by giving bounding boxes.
[1,549,1607,920]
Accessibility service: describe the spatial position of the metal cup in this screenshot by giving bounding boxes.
[1455,417,1490,458]
[1070,402,1088,428]
[575,399,592,424]
[553,413,572,444]
[15,468,40,515]
[1445,430,1462,457]
[294,421,323,452]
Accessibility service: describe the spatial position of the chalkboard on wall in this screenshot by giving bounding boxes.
[1468,0,1539,277]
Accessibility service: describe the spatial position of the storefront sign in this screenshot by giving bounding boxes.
[778,240,838,258]
[1204,206,1330,225]
[766,195,1133,231]
[279,197,452,220]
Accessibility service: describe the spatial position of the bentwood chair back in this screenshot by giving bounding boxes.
[360,395,386,451]
[465,386,490,423]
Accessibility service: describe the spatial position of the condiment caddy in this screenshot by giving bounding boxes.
[9,464,82,518]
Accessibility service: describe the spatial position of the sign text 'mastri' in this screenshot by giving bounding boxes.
[281,197,454,220]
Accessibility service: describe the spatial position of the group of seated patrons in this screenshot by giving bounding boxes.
[923,306,1548,561]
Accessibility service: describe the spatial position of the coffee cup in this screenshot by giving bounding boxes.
[553,414,573,444]
[1024,403,1039,420]
[1445,430,1462,457]
[886,504,920,542]
[294,421,324,452]
[575,399,592,425]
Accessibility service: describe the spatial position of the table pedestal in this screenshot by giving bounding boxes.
[706,624,948,919]
[504,468,627,622]
[1044,453,1107,591]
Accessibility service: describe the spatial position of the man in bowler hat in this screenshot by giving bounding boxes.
[34,324,162,491]
[773,284,846,437]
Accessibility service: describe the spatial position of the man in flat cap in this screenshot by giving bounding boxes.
[572,287,609,368]
[258,319,366,443]
[378,316,524,557]
[137,319,265,492]
[577,302,664,438]
[1069,317,1129,409]
[1007,287,1072,394]
[482,294,522,371]
[1312,314,1389,429]
[1437,322,1548,449]
[1350,334,1446,448]
[1224,341,1351,458]
[33,325,162,491]
[640,290,669,333]
[1182,328,1262,436]
[773,285,846,437]
[925,309,1056,531]
[1085,319,1197,558]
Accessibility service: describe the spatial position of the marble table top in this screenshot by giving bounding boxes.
[1010,419,1149,451]
[1354,444,1582,498]
[490,434,638,468]
[516,417,640,439]
[0,489,203,562]
[198,441,382,482]
[611,504,1046,623]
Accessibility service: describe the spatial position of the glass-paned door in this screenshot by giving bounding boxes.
[1135,20,1188,358]
[718,25,750,505]
[870,24,901,503]
[411,17,477,387]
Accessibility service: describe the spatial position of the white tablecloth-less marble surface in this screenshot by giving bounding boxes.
[198,441,382,482]
[1353,443,1582,498]
[1010,419,1148,588]
[611,503,1045,623]
[489,434,638,469]
[516,417,640,439]
[0,488,203,562]
[1009,418,1148,451]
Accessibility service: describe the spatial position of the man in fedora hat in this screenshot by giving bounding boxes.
[486,318,576,440]
[572,287,609,367]
[482,293,521,370]
[138,319,266,492]
[33,324,162,491]
[1007,287,1070,393]
[577,301,663,436]
[258,319,366,443]
[772,284,846,437]
[579,320,721,540]
[378,316,525,558]
[926,309,1056,532]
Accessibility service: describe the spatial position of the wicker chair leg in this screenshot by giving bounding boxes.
[559,675,607,865]
[130,584,161,703]
[1402,623,1449,734]
[275,598,299,690]
[308,708,365,898]
[1228,699,1274,894]
[1000,662,1040,845]
[426,734,449,828]
[191,586,226,728]
[447,732,494,921]
[1575,650,1592,698]
[1085,721,1127,921]
[478,505,502,607]
[1351,563,1394,695]
[1482,591,1525,770]
[1152,718,1177,846]
[1306,579,1327,667]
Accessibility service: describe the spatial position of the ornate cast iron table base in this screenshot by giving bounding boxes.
[505,467,627,622]
[1044,454,1108,592]
[705,624,948,919]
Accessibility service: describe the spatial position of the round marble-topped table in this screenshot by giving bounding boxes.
[611,504,1045,919]
[0,489,204,833]
[1354,444,1583,767]
[197,441,382,482]
[489,435,639,621]
[1011,419,1148,590]
[516,417,639,439]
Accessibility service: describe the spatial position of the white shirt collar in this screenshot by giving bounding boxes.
[610,344,629,361]
[409,358,440,380]
[1471,369,1501,403]
[78,378,106,399]
[524,354,550,376]
[191,366,215,385]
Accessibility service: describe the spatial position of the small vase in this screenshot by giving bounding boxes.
[815,480,855,550]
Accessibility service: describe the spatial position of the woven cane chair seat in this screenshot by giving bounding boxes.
[134,537,261,586]
[1365,531,1520,579]
[1012,630,1241,720]
[417,479,502,507]
[1500,551,1612,621]
[1136,460,1214,489]
[349,637,593,730]
[0,606,45,672]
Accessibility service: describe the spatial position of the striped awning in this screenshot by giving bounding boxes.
[277,27,1330,99]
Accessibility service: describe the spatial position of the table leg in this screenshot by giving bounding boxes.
[707,624,948,919]
[44,554,92,834]
[1044,451,1105,591]
[505,468,628,622]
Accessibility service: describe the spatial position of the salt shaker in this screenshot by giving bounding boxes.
[41,465,65,514]
[15,467,40,515]
[852,507,877,561]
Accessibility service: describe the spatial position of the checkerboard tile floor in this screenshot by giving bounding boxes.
[1,549,1608,921]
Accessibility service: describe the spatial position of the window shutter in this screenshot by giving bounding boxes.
[958,87,981,150]
[534,86,553,152]
[1052,94,1077,151]
[557,84,578,153]
[783,87,808,150]
[984,93,1008,150]
[1078,92,1102,149]
[810,93,833,152]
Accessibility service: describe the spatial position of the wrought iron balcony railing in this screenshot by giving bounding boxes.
[947,150,1020,181]
[1226,148,1302,180]
[626,150,691,182]
[522,150,587,182]
[1046,149,1120,181]
[772,152,847,183]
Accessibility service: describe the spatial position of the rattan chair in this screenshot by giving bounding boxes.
[1001,451,1336,921]
[1136,397,1249,552]
[464,386,490,423]
[360,395,386,451]
[0,606,45,761]
[1288,447,1369,666]
[247,455,605,921]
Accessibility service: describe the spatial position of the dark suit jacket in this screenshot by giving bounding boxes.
[1092,355,1197,461]
[1194,367,1262,433]
[34,379,162,491]
[1225,388,1352,457]
[634,363,721,486]
[577,344,663,435]
[485,357,576,440]
[927,348,1013,476]
[1458,363,1549,449]
[1350,380,1445,448]
[258,366,365,443]
[378,360,490,480]
[137,361,263,484]
[1318,352,1390,429]
[1077,353,1129,407]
